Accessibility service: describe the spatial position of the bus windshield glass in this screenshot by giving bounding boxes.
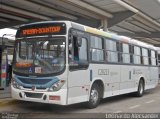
[13,37,65,76]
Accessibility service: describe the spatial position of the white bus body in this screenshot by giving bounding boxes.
[11,21,159,108]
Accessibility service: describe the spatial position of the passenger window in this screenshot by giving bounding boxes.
[151,50,156,65]
[142,48,149,65]
[122,43,130,63]
[133,46,141,64]
[79,38,87,61]
[105,39,118,62]
[71,36,88,62]
[90,36,102,49]
[90,36,104,62]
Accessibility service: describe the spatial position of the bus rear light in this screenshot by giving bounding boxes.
[49,95,60,100]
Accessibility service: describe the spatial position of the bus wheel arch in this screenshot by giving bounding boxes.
[139,77,145,89]
[87,79,104,109]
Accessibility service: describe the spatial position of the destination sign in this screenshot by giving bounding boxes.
[16,22,66,37]
[22,26,61,35]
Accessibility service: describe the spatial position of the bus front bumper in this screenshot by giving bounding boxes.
[11,85,67,105]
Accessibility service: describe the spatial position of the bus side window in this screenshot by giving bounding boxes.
[72,36,88,62]
[78,38,88,61]
[73,36,79,61]
[69,36,88,70]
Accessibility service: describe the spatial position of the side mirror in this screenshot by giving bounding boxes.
[76,37,82,47]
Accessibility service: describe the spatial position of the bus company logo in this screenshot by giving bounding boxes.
[32,86,36,91]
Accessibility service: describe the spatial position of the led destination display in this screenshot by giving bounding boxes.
[16,22,66,37]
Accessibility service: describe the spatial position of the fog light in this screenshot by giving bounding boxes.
[19,93,22,98]
[49,95,60,100]
[43,95,47,100]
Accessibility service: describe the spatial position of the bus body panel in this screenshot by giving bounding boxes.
[67,64,159,103]
[67,69,90,104]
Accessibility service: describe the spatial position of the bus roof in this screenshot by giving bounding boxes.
[71,21,157,50]
[18,21,157,50]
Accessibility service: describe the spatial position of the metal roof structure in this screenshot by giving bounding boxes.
[0,0,160,45]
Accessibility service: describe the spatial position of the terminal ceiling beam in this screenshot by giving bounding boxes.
[32,0,102,19]
[141,38,160,45]
[1,4,52,20]
[0,21,23,29]
[133,16,160,31]
[9,0,77,20]
[0,18,9,22]
[0,20,34,29]
[76,17,101,28]
[66,0,113,18]
[0,13,29,22]
[117,32,160,38]
[108,11,135,28]
[113,0,160,28]
[116,25,136,34]
[126,21,151,34]
[129,18,156,32]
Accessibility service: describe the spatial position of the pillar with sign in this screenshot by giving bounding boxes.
[0,49,8,89]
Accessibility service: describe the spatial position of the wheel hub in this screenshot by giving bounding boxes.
[90,89,98,104]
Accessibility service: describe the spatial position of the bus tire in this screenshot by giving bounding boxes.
[136,80,144,97]
[87,83,100,109]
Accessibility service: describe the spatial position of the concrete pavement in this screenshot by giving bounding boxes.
[0,84,160,118]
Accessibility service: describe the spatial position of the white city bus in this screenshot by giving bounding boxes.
[12,21,159,108]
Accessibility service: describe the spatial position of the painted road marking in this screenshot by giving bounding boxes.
[145,100,155,104]
[114,110,122,113]
[129,105,140,109]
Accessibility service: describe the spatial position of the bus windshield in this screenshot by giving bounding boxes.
[13,37,65,76]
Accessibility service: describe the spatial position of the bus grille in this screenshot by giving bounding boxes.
[18,78,52,85]
[25,92,43,98]
[23,86,46,90]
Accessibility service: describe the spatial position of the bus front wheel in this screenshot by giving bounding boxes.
[87,83,100,109]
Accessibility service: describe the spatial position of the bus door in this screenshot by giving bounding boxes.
[67,32,90,104]
[0,49,8,89]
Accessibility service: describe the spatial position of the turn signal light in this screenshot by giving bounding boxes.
[49,95,60,100]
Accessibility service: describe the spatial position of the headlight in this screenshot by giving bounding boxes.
[12,80,21,89]
[48,80,65,92]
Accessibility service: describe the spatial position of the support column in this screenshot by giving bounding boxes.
[103,19,108,32]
